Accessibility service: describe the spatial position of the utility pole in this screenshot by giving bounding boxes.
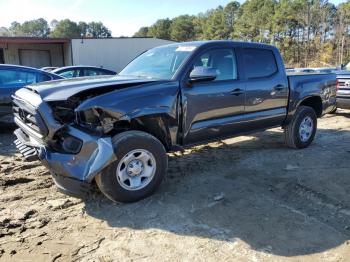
[305,0,312,67]
[340,33,345,65]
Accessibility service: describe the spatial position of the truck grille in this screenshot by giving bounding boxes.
[336,79,350,98]
[13,129,40,161]
[12,97,48,137]
[337,79,350,90]
[13,104,40,133]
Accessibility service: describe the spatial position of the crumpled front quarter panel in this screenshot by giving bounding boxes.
[75,81,180,121]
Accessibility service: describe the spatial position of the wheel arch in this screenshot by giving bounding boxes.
[298,95,323,118]
[108,114,178,151]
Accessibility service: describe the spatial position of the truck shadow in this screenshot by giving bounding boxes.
[334,111,350,119]
[84,127,350,257]
[0,124,17,156]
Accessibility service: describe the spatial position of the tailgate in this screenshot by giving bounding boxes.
[337,78,350,98]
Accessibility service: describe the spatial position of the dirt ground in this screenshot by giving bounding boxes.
[0,111,350,262]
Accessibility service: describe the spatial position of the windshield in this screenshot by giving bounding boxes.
[119,45,197,80]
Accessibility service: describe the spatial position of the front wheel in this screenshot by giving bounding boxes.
[284,106,317,149]
[95,131,168,203]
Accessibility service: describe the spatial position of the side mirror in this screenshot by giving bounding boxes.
[189,66,217,83]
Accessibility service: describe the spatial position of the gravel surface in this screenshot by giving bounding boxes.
[0,111,350,261]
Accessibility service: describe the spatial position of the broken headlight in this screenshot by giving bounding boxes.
[52,130,83,154]
[49,100,78,124]
[61,135,82,154]
[75,108,115,134]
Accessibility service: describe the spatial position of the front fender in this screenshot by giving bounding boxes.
[75,81,180,122]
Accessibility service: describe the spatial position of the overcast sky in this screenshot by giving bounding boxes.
[0,0,346,37]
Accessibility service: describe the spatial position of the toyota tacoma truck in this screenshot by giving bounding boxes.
[12,41,337,203]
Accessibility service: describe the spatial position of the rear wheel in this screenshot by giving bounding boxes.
[284,106,317,149]
[95,131,168,203]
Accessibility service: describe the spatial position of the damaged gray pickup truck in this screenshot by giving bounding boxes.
[12,41,337,203]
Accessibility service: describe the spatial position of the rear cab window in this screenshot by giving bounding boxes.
[242,48,278,79]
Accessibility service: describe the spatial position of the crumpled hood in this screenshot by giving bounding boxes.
[26,75,158,101]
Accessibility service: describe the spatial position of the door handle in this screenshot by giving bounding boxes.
[230,88,244,96]
[273,85,285,91]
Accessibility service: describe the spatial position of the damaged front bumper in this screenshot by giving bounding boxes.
[14,125,116,198]
[12,88,117,198]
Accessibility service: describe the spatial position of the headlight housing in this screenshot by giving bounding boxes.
[75,108,116,134]
[52,129,83,154]
[61,135,83,154]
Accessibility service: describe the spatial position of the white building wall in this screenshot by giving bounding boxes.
[71,38,175,72]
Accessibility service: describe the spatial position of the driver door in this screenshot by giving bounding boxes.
[181,48,245,145]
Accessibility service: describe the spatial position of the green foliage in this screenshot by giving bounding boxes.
[234,0,276,42]
[50,20,111,38]
[4,18,111,39]
[133,27,149,37]
[22,18,50,37]
[170,15,196,41]
[2,0,350,67]
[9,22,24,36]
[49,19,81,38]
[224,1,241,38]
[85,22,111,38]
[78,22,88,37]
[8,19,50,37]
[147,19,172,39]
[134,0,350,67]
[202,6,229,40]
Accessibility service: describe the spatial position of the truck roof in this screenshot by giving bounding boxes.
[160,40,276,50]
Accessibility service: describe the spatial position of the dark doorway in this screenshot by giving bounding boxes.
[0,48,4,64]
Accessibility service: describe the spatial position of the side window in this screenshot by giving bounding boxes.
[0,69,37,87]
[76,69,83,77]
[243,48,278,79]
[59,70,74,78]
[26,72,37,84]
[85,69,100,76]
[38,73,52,82]
[193,49,237,81]
[0,70,17,87]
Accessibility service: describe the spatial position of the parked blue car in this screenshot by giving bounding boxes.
[0,64,63,123]
[51,66,116,78]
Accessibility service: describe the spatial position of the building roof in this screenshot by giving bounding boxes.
[0,37,70,44]
[0,36,175,44]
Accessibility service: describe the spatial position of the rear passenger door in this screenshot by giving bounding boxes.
[240,48,289,129]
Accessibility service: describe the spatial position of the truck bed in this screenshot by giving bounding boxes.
[286,72,337,117]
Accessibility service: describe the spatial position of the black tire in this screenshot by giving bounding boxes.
[284,106,317,149]
[329,107,337,114]
[95,131,168,203]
